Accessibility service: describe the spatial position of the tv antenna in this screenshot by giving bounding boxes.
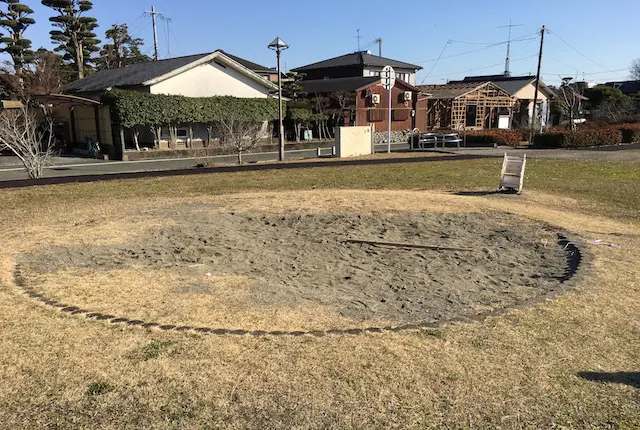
[498,18,523,76]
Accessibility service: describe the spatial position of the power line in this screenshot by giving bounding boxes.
[167,21,182,53]
[416,36,536,64]
[420,40,451,83]
[164,18,170,57]
[128,12,145,29]
[424,54,538,80]
[547,28,612,72]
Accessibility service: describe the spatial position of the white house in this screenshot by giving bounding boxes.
[58,50,278,153]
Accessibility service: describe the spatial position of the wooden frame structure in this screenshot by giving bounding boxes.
[419,82,516,130]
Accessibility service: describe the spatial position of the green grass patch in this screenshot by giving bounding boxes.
[2,158,639,221]
[86,381,113,396]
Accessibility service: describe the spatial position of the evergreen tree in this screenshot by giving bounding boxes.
[98,24,149,69]
[41,0,100,80]
[0,0,36,76]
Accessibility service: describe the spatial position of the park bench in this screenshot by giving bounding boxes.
[413,132,463,151]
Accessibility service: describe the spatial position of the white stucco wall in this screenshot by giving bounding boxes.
[363,67,416,86]
[150,60,271,98]
[514,83,550,102]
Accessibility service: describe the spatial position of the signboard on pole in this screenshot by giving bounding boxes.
[381,65,395,153]
[381,65,396,90]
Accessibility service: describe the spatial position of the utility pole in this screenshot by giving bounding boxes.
[498,19,523,77]
[375,38,383,56]
[356,29,362,51]
[530,25,545,143]
[145,5,161,61]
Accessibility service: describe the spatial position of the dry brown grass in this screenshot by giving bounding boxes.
[0,185,639,428]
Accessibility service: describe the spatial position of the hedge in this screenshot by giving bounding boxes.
[533,127,622,148]
[101,89,283,128]
[463,129,525,147]
[616,123,640,143]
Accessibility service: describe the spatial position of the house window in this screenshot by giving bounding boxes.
[367,109,384,122]
[161,127,189,139]
[466,105,478,127]
[373,71,381,77]
[392,109,409,121]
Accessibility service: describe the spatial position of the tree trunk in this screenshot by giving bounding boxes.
[237,149,242,164]
[295,122,301,142]
[133,128,140,151]
[73,35,84,80]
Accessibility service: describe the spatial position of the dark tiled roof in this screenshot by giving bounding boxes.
[449,75,538,96]
[605,80,640,95]
[292,52,422,72]
[220,50,273,74]
[300,76,380,93]
[415,82,482,99]
[63,51,273,93]
[63,53,211,93]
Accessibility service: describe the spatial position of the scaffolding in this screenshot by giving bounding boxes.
[419,82,516,130]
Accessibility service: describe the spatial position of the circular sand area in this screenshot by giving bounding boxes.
[17,208,573,330]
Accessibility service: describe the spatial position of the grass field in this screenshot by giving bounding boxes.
[0,155,639,429]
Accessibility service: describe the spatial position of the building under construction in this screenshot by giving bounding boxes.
[416,81,516,130]
[417,75,554,130]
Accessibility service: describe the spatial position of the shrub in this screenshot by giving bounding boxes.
[534,127,622,148]
[464,129,524,147]
[616,123,640,143]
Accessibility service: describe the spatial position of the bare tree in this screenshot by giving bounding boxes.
[592,97,632,123]
[0,103,55,179]
[560,77,583,130]
[631,58,640,80]
[218,118,262,164]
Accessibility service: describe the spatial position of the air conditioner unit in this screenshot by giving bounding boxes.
[403,91,412,101]
[371,94,381,104]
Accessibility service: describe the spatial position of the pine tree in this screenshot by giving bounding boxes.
[98,24,149,69]
[0,0,36,76]
[41,0,100,80]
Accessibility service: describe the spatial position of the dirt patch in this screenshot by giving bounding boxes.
[18,210,570,327]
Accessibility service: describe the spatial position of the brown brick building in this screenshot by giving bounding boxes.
[293,51,427,132]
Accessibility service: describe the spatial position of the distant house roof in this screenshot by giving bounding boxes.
[448,74,554,98]
[416,82,487,99]
[292,51,422,72]
[62,50,276,94]
[605,80,640,95]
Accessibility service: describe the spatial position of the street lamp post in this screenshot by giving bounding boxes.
[268,37,289,162]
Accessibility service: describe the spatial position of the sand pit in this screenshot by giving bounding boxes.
[16,205,576,331]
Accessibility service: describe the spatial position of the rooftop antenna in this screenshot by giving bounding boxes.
[375,37,383,56]
[498,18,523,77]
[144,5,164,61]
[356,29,362,52]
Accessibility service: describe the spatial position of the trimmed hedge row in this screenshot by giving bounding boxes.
[533,127,622,148]
[101,89,282,128]
[464,129,525,147]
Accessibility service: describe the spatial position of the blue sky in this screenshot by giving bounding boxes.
[14,0,640,86]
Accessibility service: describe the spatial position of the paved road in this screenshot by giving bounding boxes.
[0,143,410,183]
[452,143,640,161]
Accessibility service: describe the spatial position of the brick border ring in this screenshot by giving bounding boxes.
[12,233,584,337]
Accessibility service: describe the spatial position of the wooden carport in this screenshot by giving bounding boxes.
[33,94,119,159]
